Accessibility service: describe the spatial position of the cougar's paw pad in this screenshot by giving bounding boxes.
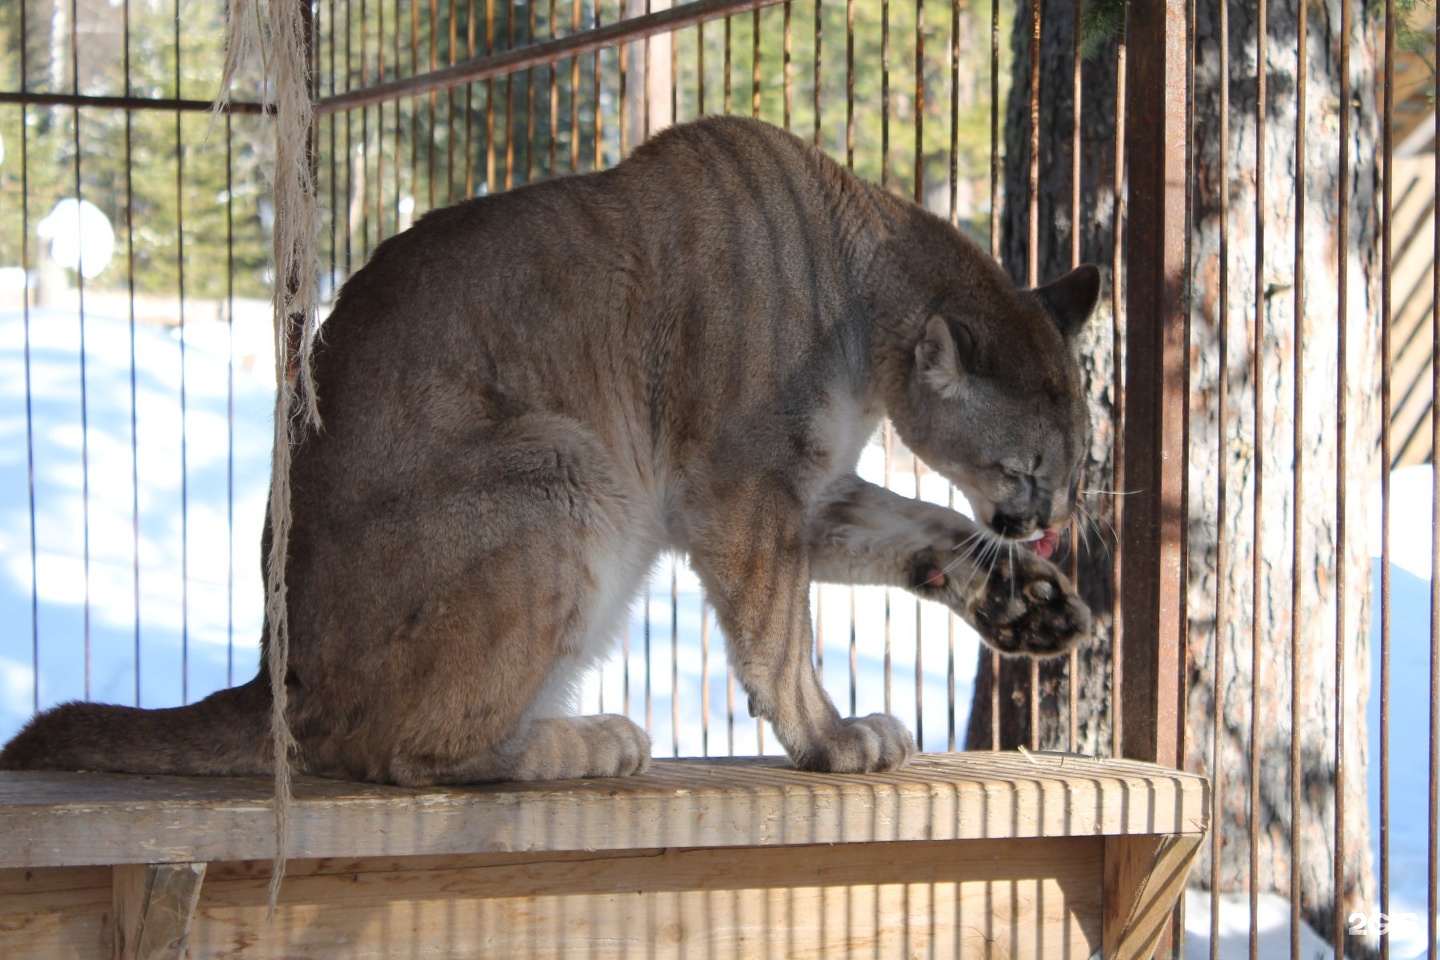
[970,550,1090,658]
[909,547,961,595]
[796,714,916,774]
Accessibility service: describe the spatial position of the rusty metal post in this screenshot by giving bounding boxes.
[1119,0,1187,768]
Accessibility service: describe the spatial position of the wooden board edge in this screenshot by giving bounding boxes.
[1101,833,1204,960]
[112,862,206,960]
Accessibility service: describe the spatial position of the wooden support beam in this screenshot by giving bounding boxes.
[1120,0,1189,770]
[112,862,206,960]
[1102,833,1203,960]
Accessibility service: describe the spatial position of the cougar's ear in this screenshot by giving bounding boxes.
[915,314,972,400]
[1034,263,1101,339]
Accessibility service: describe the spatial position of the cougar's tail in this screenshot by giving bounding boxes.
[0,675,273,776]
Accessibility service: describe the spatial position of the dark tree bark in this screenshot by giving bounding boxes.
[966,1,1381,953]
[965,0,1122,758]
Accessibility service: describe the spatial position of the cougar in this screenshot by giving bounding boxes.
[1,116,1097,785]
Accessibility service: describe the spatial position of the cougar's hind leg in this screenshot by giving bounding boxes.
[381,535,651,786]
[285,413,653,786]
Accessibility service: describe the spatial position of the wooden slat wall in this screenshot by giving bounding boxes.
[1389,152,1437,468]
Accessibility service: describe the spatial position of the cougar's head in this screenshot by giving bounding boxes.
[892,264,1101,556]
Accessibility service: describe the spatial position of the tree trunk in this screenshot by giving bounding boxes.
[965,0,1121,759]
[966,1,1380,953]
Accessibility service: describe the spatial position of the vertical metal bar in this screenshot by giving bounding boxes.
[1379,3,1395,957]
[947,0,960,753]
[725,11,733,116]
[751,6,760,119]
[849,587,857,716]
[594,0,605,169]
[643,0,652,140]
[845,0,856,723]
[1290,2,1307,957]
[328,0,339,277]
[1175,4,1196,947]
[506,0,516,187]
[782,1,792,129]
[378,0,389,235]
[1119,0,1185,767]
[1211,0,1230,952]
[883,425,894,715]
[671,560,679,757]
[698,17,707,115]
[1026,0,1039,288]
[486,0,497,192]
[813,0,821,148]
[1333,0,1352,951]
[1067,0,1082,755]
[124,0,144,706]
[880,0,888,188]
[20,0,39,715]
[619,2,629,153]
[225,112,237,689]
[449,0,459,200]
[1430,8,1440,946]
[701,603,711,756]
[913,0,924,750]
[429,0,439,206]
[346,0,356,273]
[816,589,826,688]
[411,0,423,209]
[549,0,559,173]
[464,0,476,196]
[69,0,94,703]
[623,620,632,717]
[988,0,1001,750]
[398,0,409,220]
[526,0,538,179]
[845,0,853,167]
[669,5,677,131]
[988,0,999,260]
[914,0,923,204]
[644,580,652,736]
[699,601,711,759]
[570,0,581,171]
[726,653,736,754]
[1109,8,1126,761]
[1249,1,1268,955]
[174,0,190,705]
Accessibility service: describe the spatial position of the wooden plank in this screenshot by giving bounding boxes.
[1101,833,1204,960]
[185,838,1105,959]
[0,753,1209,869]
[112,862,206,960]
[0,866,112,960]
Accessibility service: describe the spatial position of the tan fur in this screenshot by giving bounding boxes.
[1,117,1098,784]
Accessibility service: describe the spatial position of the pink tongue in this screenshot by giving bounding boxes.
[1029,529,1060,559]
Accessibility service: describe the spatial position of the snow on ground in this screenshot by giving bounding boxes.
[1184,889,1335,960]
[0,309,272,736]
[1366,465,1440,960]
[1,308,1436,957]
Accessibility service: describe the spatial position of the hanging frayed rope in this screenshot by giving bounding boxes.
[215,0,321,918]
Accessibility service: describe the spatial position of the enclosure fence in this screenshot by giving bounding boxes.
[0,0,1435,957]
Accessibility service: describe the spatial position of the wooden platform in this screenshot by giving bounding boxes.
[0,751,1208,959]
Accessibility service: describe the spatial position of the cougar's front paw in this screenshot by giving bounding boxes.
[795,714,916,774]
[964,548,1090,657]
[575,714,652,778]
